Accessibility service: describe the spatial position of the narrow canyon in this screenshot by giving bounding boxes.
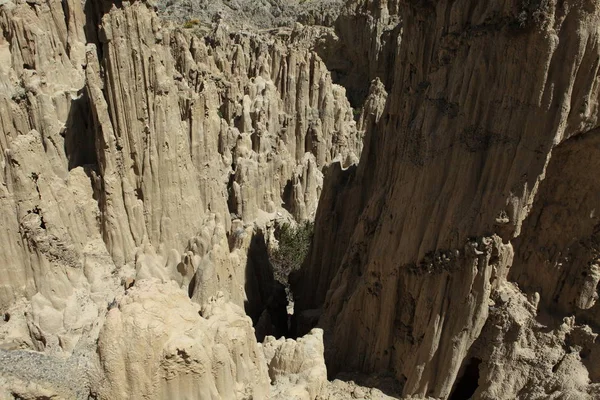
[0,0,599,399]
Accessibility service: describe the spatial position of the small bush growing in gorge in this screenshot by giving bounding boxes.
[515,0,551,28]
[183,19,200,29]
[269,221,314,287]
[11,85,26,102]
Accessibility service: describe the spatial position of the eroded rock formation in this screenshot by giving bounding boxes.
[294,0,600,398]
[0,0,359,340]
[2,0,600,398]
[97,281,271,399]
[0,0,362,397]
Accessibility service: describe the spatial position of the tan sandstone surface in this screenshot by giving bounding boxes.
[294,0,600,399]
[0,0,364,397]
[2,0,600,398]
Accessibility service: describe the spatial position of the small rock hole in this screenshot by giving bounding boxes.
[188,272,197,298]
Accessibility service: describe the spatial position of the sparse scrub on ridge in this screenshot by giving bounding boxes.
[183,19,200,29]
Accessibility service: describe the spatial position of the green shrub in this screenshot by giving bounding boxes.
[270,221,314,286]
[11,85,26,102]
[514,0,550,28]
[183,19,200,29]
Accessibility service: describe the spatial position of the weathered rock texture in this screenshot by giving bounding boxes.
[467,282,600,399]
[3,0,600,398]
[295,0,600,398]
[0,0,361,397]
[0,0,359,342]
[264,328,327,399]
[0,0,118,355]
[510,128,600,326]
[320,0,401,105]
[156,0,345,29]
[85,0,359,264]
[96,281,271,399]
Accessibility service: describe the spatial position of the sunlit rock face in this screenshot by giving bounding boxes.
[2,0,600,398]
[0,0,359,349]
[0,0,360,397]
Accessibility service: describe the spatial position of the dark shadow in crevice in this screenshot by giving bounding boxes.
[226,172,239,220]
[64,89,98,170]
[312,15,400,108]
[281,179,294,215]
[449,357,481,400]
[83,0,141,63]
[244,229,288,342]
[82,0,101,57]
[187,272,197,298]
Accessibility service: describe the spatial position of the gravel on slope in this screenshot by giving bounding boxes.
[155,0,344,29]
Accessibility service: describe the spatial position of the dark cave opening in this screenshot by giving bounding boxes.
[63,89,98,170]
[244,229,288,342]
[187,272,197,298]
[281,179,294,215]
[449,357,481,400]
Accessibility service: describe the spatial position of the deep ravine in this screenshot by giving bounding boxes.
[1,0,600,399]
